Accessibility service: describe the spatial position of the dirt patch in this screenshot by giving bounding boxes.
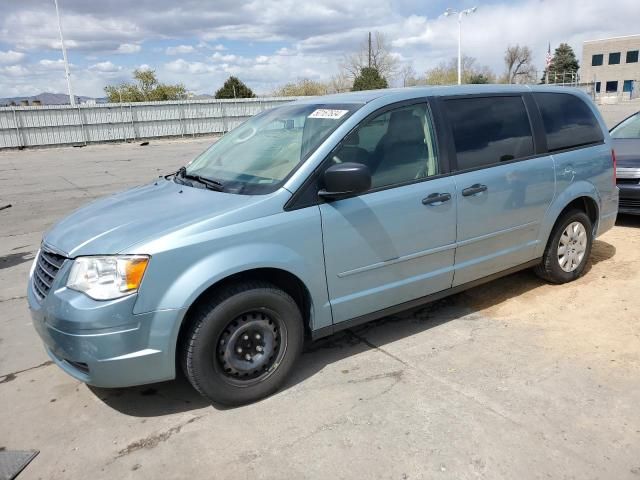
[459,227,640,371]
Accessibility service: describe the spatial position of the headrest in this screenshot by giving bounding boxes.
[387,110,423,143]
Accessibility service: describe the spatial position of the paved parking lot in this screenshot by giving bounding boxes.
[1,138,639,480]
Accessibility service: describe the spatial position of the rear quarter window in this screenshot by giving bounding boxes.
[534,93,604,152]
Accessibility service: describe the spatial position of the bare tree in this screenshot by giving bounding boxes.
[504,45,535,84]
[424,56,496,85]
[399,63,419,87]
[341,31,399,81]
[328,71,353,93]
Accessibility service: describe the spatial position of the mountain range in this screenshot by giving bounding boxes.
[0,92,105,106]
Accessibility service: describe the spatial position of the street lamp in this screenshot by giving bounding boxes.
[443,7,477,85]
[53,0,75,106]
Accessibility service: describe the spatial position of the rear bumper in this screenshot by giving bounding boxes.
[617,182,640,215]
[28,276,186,388]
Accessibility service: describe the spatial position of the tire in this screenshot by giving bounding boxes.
[181,281,303,406]
[534,209,593,284]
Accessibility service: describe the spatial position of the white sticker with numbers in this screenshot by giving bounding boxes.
[308,109,349,119]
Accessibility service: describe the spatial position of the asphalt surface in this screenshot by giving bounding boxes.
[1,137,639,479]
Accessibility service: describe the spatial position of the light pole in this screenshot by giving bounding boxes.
[443,7,477,85]
[53,0,75,106]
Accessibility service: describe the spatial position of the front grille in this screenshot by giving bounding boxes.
[32,248,67,300]
[619,198,640,209]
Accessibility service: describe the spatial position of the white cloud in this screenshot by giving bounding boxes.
[165,45,195,55]
[116,43,141,54]
[213,44,227,51]
[89,61,123,73]
[38,59,68,69]
[0,50,25,65]
[165,58,217,75]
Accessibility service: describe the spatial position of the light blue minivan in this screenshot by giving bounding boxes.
[28,85,618,405]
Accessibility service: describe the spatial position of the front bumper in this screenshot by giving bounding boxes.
[27,264,186,388]
[617,181,640,215]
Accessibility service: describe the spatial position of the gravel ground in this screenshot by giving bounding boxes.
[1,137,639,480]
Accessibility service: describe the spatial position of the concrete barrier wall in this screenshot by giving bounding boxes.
[0,97,297,149]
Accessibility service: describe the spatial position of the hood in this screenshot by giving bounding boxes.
[613,138,640,168]
[44,179,275,257]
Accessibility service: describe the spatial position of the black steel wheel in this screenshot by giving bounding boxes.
[217,310,286,386]
[182,281,303,406]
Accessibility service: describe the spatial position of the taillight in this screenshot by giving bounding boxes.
[612,149,617,186]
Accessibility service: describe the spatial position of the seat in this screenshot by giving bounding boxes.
[333,131,369,165]
[371,110,428,187]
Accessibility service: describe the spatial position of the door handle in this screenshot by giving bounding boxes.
[462,184,488,196]
[422,192,452,205]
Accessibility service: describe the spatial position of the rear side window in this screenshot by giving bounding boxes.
[535,93,604,152]
[443,96,534,171]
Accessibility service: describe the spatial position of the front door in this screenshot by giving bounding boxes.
[319,102,457,324]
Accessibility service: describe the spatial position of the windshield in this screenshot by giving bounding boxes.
[611,112,640,139]
[184,103,361,194]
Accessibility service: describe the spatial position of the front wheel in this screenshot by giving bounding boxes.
[182,282,303,406]
[535,209,593,284]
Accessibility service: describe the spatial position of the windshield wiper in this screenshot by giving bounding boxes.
[175,166,225,192]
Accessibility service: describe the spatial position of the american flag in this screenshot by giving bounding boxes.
[545,43,553,68]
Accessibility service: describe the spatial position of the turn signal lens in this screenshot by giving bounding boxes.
[125,257,149,290]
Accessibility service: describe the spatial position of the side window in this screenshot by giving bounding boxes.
[535,93,604,152]
[443,96,534,171]
[611,112,640,139]
[332,103,439,189]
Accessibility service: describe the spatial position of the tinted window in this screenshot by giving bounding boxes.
[331,103,439,189]
[623,80,634,93]
[595,82,601,93]
[592,54,603,66]
[609,52,621,65]
[606,81,618,92]
[627,50,639,63]
[535,93,604,152]
[443,96,534,170]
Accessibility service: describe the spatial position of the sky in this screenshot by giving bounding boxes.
[0,0,638,98]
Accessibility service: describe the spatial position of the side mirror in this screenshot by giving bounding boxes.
[318,162,371,200]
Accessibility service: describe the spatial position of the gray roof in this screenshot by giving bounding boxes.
[293,84,587,105]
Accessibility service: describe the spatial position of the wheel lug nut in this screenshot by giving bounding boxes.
[256,345,263,352]
[255,333,261,340]
[243,334,249,340]
[245,354,251,361]
[237,347,243,354]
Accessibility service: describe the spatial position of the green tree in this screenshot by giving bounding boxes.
[468,73,490,84]
[104,69,186,102]
[215,76,255,99]
[352,67,388,91]
[542,43,579,84]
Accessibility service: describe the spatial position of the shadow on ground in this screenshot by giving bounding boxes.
[92,239,616,416]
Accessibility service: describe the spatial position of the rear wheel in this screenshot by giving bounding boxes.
[535,209,593,284]
[182,282,303,405]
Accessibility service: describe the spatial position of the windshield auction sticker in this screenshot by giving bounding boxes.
[308,109,349,119]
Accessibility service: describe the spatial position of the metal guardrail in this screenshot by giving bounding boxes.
[0,97,298,149]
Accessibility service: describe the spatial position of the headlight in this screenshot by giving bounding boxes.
[67,255,149,300]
